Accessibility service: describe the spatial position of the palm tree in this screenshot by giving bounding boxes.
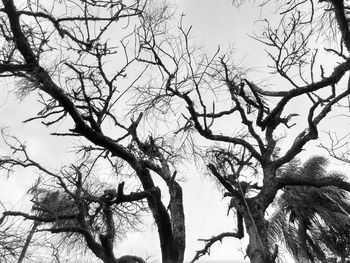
[268,156,350,263]
[315,227,350,263]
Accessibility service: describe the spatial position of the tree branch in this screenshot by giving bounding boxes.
[207,163,243,202]
[190,212,244,263]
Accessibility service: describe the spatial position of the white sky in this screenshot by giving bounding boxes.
[1,0,350,263]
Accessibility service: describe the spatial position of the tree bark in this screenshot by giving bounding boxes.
[134,165,182,263]
[168,180,186,263]
[244,208,275,263]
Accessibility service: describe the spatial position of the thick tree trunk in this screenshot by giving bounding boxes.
[135,165,183,263]
[244,210,275,263]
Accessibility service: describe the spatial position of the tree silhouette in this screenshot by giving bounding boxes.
[0,1,185,262]
[2,0,350,263]
[1,137,153,263]
[134,1,350,262]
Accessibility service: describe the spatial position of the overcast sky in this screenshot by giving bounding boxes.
[1,1,350,263]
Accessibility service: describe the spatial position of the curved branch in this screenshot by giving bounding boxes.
[190,212,244,263]
[275,80,350,167]
[175,89,264,163]
[252,58,350,98]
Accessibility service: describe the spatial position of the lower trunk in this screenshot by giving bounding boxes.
[135,165,183,263]
[168,180,186,263]
[245,212,276,263]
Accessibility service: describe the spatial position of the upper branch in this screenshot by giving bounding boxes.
[253,57,350,98]
[275,75,350,166]
[170,87,264,163]
[1,0,141,166]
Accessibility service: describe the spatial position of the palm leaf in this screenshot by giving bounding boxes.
[269,156,350,262]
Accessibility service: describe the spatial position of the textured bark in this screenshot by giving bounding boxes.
[244,211,275,263]
[240,166,279,263]
[168,180,186,263]
[134,165,182,263]
[244,167,277,262]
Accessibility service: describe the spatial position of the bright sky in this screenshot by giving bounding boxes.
[1,0,350,263]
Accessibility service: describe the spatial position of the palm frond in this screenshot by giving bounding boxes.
[301,156,328,179]
[269,156,350,262]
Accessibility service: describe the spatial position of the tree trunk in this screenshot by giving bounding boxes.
[244,209,275,263]
[168,180,186,263]
[135,165,183,263]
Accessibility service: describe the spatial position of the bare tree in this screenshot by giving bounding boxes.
[3,0,350,263]
[0,1,185,263]
[134,1,350,263]
[0,133,155,263]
